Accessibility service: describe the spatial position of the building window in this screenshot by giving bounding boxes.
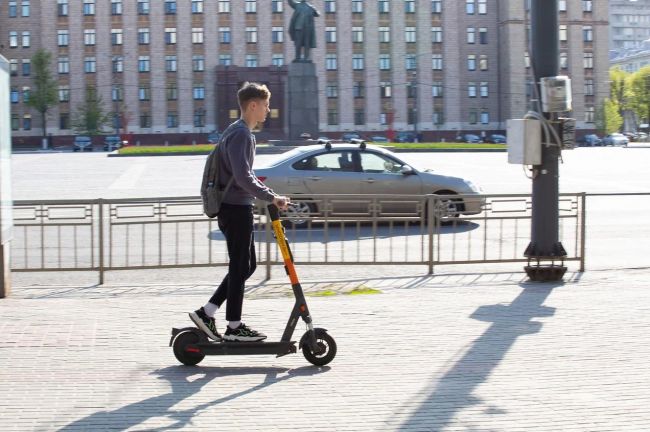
[9,60,18,76]
[167,111,178,128]
[585,106,594,123]
[219,54,232,65]
[246,27,257,43]
[192,0,203,13]
[21,59,30,76]
[9,32,18,48]
[467,54,476,71]
[328,109,338,125]
[23,114,32,131]
[481,111,489,124]
[167,84,178,100]
[408,108,416,125]
[218,0,230,13]
[272,0,283,13]
[432,0,442,13]
[326,82,338,98]
[466,0,475,14]
[272,27,283,43]
[138,28,150,45]
[140,113,151,128]
[111,29,123,46]
[194,109,206,127]
[84,29,96,46]
[193,55,205,72]
[378,0,389,13]
[352,0,363,13]
[111,0,122,15]
[11,115,19,131]
[432,82,442,97]
[380,82,392,98]
[138,56,150,72]
[192,28,204,44]
[111,86,123,101]
[479,28,488,44]
[219,27,231,43]
[582,0,592,12]
[325,0,336,13]
[10,87,19,103]
[405,27,416,43]
[406,55,417,70]
[20,0,29,17]
[354,109,365,126]
[165,55,177,72]
[58,57,69,74]
[325,27,337,43]
[480,82,489,97]
[560,52,568,69]
[59,113,70,130]
[478,0,486,14]
[353,81,364,98]
[193,85,205,100]
[137,0,149,14]
[21,86,30,103]
[246,54,258,67]
[8,1,17,17]
[584,52,593,69]
[559,0,566,11]
[245,0,256,13]
[469,110,477,124]
[84,57,96,73]
[405,0,416,12]
[165,0,177,14]
[112,56,124,72]
[432,27,442,43]
[524,51,530,68]
[433,110,443,125]
[379,54,391,70]
[467,28,476,44]
[559,25,567,42]
[583,26,593,42]
[21,31,30,47]
[379,27,390,43]
[138,86,150,101]
[326,54,337,70]
[57,0,68,16]
[584,79,594,96]
[352,27,364,43]
[479,55,488,70]
[57,30,69,47]
[272,54,284,66]
[83,0,95,15]
[468,83,477,98]
[165,28,177,44]
[432,54,443,70]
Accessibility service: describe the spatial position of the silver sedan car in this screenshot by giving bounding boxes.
[255,143,483,222]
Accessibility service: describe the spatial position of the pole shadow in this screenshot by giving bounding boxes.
[56,365,329,432]
[398,282,561,431]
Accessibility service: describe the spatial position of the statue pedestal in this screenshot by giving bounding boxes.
[288,62,319,140]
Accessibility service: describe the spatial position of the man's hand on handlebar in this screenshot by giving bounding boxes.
[272,195,291,211]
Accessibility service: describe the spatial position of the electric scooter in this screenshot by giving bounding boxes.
[170,204,337,366]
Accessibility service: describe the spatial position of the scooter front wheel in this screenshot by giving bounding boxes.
[173,330,205,366]
[302,328,337,366]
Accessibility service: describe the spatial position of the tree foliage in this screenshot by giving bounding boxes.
[25,49,58,139]
[629,66,650,125]
[595,98,623,135]
[72,86,111,136]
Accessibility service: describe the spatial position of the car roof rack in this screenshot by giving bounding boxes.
[317,138,332,150]
[350,138,366,149]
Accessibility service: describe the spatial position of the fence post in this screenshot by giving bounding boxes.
[428,195,435,274]
[580,193,586,272]
[98,199,105,285]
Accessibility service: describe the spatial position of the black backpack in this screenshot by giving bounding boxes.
[200,125,242,218]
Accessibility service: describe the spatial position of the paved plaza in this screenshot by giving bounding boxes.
[1,266,649,431]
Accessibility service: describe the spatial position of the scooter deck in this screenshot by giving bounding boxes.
[171,327,297,357]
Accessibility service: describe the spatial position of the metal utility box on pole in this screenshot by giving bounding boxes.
[524,0,567,281]
[0,55,13,298]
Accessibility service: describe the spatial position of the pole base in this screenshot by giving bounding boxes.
[525,263,567,282]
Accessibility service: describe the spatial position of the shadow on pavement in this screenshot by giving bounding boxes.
[56,365,329,432]
[398,282,560,431]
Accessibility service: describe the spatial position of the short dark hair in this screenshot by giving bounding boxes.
[238,82,270,111]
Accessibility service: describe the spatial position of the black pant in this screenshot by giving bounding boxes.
[209,203,256,321]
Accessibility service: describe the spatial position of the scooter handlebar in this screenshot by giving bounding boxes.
[267,204,280,222]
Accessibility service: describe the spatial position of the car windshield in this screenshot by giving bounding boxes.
[257,147,313,168]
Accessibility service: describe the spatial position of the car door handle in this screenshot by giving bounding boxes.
[308,176,322,181]
[364,178,376,183]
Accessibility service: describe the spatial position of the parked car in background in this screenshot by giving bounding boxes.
[254,143,484,225]
[103,135,123,152]
[73,136,93,152]
[207,131,221,144]
[395,132,416,143]
[601,133,629,147]
[460,134,481,143]
[341,132,362,142]
[486,134,507,143]
[370,135,389,143]
[576,134,601,147]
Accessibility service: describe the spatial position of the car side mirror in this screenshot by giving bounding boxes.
[401,165,415,175]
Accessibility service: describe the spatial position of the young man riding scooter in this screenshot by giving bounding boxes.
[190,82,290,342]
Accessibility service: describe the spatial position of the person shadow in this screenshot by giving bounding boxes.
[57,365,329,432]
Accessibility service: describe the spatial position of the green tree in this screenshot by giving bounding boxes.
[595,98,623,135]
[25,49,58,143]
[72,86,111,136]
[629,66,650,125]
[609,67,631,123]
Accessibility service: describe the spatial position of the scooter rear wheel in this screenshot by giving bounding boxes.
[302,328,337,366]
[173,331,205,366]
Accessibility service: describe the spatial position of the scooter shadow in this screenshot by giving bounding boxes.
[57,365,329,432]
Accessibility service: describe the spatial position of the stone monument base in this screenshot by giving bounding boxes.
[288,62,319,140]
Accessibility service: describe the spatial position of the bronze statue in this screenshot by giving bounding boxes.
[288,0,320,62]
